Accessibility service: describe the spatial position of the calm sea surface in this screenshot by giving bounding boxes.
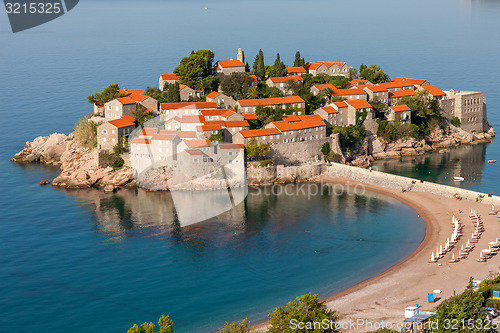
[0,0,498,331]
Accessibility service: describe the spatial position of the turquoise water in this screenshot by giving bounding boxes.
[0,0,499,331]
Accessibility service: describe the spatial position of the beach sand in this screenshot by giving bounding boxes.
[254,175,500,332]
[322,175,500,332]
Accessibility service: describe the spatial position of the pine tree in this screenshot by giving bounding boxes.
[241,50,245,64]
[245,61,250,72]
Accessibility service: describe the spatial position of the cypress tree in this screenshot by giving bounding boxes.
[294,51,301,67]
[255,49,265,79]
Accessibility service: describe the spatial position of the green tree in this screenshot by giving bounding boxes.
[359,64,390,83]
[321,142,330,156]
[209,130,223,142]
[131,105,156,127]
[369,98,388,119]
[73,115,97,148]
[215,318,253,333]
[127,314,173,333]
[174,49,218,92]
[220,72,255,100]
[269,53,286,77]
[322,87,335,103]
[432,278,493,332]
[246,86,261,99]
[268,293,340,333]
[87,83,124,105]
[451,116,461,128]
[245,138,271,161]
[252,49,265,79]
[293,51,305,68]
[399,89,441,135]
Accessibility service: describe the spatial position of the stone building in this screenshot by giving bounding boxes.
[235,96,306,114]
[97,115,136,151]
[314,104,345,127]
[440,90,486,133]
[103,93,158,119]
[388,89,415,106]
[213,60,246,77]
[160,102,217,117]
[387,105,412,124]
[422,85,446,101]
[305,61,350,77]
[285,67,307,76]
[265,75,303,95]
[158,74,179,91]
[344,99,374,125]
[363,86,389,103]
[179,84,202,101]
[205,91,236,108]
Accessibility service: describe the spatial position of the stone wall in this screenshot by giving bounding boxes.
[246,161,500,205]
[269,137,329,165]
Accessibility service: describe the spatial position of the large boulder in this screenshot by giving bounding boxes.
[11,133,68,164]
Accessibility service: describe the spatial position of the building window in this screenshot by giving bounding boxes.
[102,130,107,134]
[102,138,107,142]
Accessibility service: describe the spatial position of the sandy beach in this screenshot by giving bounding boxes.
[321,175,500,332]
[253,175,500,332]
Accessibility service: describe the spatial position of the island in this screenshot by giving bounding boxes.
[11,48,495,192]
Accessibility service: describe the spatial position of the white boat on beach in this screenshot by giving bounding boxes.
[454,176,465,181]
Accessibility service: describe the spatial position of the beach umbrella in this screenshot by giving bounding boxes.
[461,245,465,251]
[452,253,455,259]
[437,247,440,256]
[431,252,435,262]
[440,245,443,255]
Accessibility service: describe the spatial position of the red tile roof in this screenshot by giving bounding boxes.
[242,113,257,120]
[313,84,337,92]
[271,119,326,132]
[305,62,322,70]
[131,138,151,144]
[224,120,249,128]
[217,60,245,68]
[391,77,427,86]
[238,128,281,138]
[219,143,244,150]
[285,67,307,74]
[160,102,217,110]
[345,99,372,109]
[423,85,446,97]
[282,114,301,122]
[165,116,181,124]
[180,115,205,123]
[320,106,338,114]
[333,88,367,96]
[349,79,368,86]
[185,149,204,156]
[377,81,416,89]
[206,91,221,99]
[268,75,303,83]
[297,114,322,121]
[332,102,348,108]
[119,89,144,95]
[237,96,305,107]
[158,130,176,135]
[151,133,177,141]
[220,110,236,118]
[388,90,416,98]
[108,115,136,128]
[364,86,388,93]
[176,131,197,139]
[390,105,411,112]
[160,74,179,80]
[184,139,212,148]
[249,75,258,82]
[139,128,158,136]
[196,124,223,131]
[115,93,149,105]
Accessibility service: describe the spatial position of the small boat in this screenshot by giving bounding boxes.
[454,176,465,181]
[488,160,497,164]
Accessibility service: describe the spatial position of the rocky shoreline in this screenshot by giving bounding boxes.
[346,124,496,167]
[11,124,496,191]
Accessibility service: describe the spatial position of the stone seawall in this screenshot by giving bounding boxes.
[247,162,500,205]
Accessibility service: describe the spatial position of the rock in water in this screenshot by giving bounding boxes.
[39,180,50,185]
[11,133,68,164]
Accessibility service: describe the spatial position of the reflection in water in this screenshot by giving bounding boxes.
[63,183,391,242]
[372,143,487,186]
